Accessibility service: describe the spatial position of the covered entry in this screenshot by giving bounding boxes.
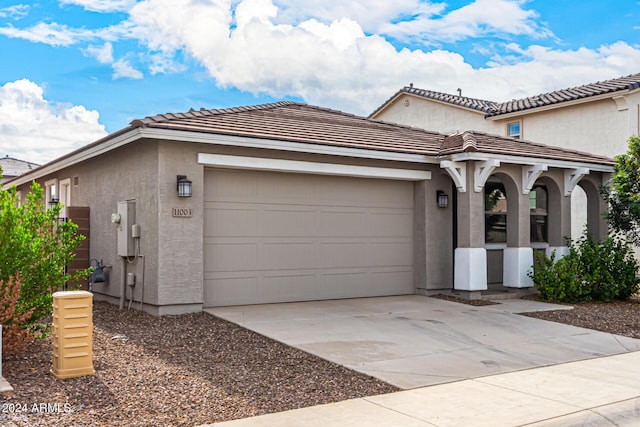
[203,168,415,307]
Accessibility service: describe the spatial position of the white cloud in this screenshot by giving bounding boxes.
[272,1,444,34]
[0,4,30,19]
[379,0,552,44]
[112,57,143,79]
[0,79,107,164]
[59,0,138,13]
[83,42,114,63]
[120,0,640,115]
[0,22,98,46]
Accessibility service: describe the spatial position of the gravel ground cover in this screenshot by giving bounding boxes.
[521,298,640,339]
[3,297,640,426]
[0,302,397,427]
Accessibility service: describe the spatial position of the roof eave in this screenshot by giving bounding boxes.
[443,151,614,172]
[486,91,629,121]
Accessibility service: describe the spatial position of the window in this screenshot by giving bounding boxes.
[485,182,507,243]
[530,186,548,243]
[507,121,521,139]
[44,179,58,209]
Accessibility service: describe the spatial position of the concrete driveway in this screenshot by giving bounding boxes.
[206,295,640,389]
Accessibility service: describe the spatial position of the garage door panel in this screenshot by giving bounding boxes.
[261,274,317,301]
[206,243,259,272]
[204,276,259,306]
[369,213,414,237]
[205,170,259,201]
[205,207,259,237]
[262,242,317,270]
[368,241,413,266]
[319,210,369,237]
[262,209,317,237]
[319,242,369,268]
[204,168,415,307]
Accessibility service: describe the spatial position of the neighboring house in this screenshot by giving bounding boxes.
[369,73,640,158]
[0,155,39,184]
[6,102,613,315]
[370,73,640,275]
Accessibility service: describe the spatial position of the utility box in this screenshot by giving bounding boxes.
[51,291,95,379]
[117,200,136,257]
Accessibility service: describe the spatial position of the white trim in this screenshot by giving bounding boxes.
[440,160,467,192]
[44,178,58,209]
[197,153,432,181]
[474,159,500,192]
[530,242,550,250]
[59,178,72,218]
[522,164,548,195]
[484,243,508,250]
[447,152,613,173]
[564,168,590,196]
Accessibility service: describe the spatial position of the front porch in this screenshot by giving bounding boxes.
[441,153,610,297]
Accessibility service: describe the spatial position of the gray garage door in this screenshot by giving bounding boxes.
[203,168,414,307]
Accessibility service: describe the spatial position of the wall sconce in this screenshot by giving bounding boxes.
[177,175,192,198]
[436,190,448,208]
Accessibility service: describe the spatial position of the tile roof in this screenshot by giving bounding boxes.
[0,156,39,177]
[372,72,640,118]
[132,101,614,166]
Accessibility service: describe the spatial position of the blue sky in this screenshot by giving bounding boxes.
[1,0,639,163]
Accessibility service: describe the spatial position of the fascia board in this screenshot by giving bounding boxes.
[445,152,614,173]
[141,127,437,164]
[6,128,143,188]
[198,153,432,181]
[3,126,438,189]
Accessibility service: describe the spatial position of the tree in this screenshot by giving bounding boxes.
[0,180,87,339]
[603,135,640,244]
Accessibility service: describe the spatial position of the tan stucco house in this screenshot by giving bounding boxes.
[370,72,640,158]
[7,102,614,315]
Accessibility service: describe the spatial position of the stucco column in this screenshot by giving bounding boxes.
[546,191,572,259]
[454,164,487,292]
[503,174,533,288]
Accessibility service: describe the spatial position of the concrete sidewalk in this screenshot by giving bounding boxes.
[204,351,640,426]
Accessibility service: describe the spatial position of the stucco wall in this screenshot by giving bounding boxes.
[493,96,635,157]
[14,140,160,311]
[375,95,500,135]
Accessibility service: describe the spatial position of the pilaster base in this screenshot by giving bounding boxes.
[454,248,487,291]
[503,247,534,288]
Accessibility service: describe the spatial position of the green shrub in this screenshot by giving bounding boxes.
[0,182,87,330]
[529,229,639,303]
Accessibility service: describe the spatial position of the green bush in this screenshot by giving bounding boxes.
[529,230,639,303]
[0,182,87,330]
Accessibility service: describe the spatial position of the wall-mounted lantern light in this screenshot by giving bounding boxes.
[436,190,448,208]
[177,175,192,198]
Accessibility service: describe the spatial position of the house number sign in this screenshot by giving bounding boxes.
[172,208,192,218]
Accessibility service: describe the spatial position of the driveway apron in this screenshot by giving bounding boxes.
[206,295,640,389]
